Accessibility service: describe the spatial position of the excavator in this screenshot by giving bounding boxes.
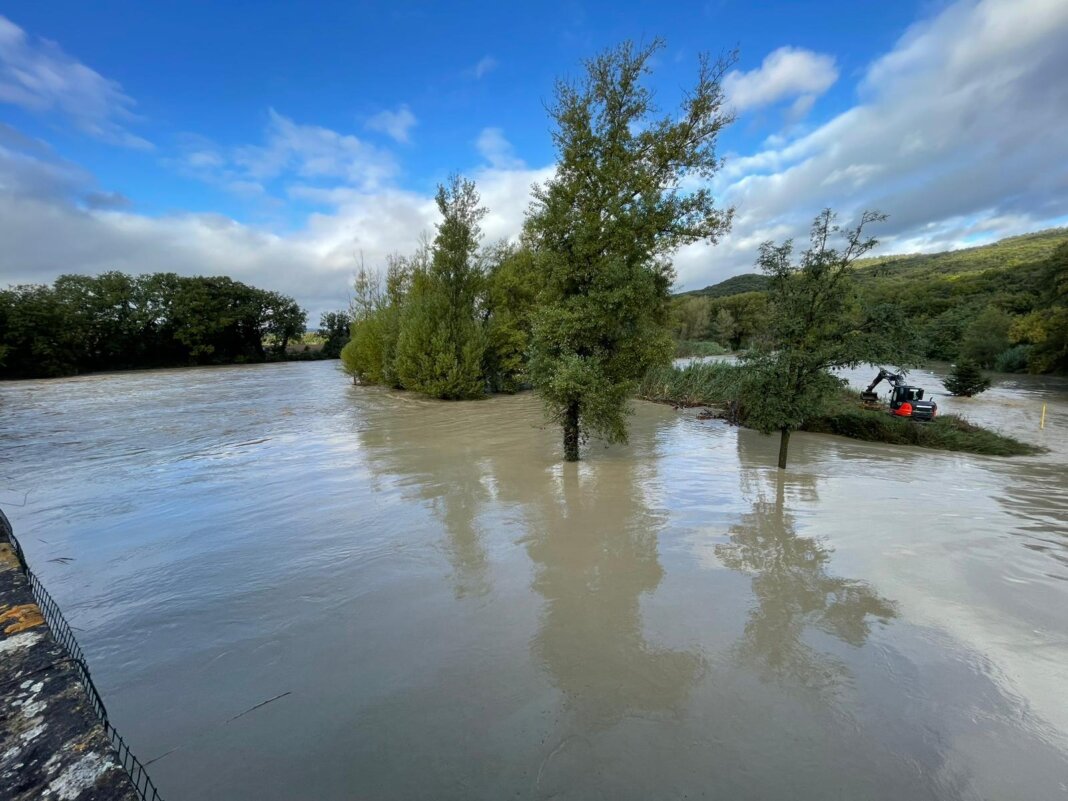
[861,369,938,421]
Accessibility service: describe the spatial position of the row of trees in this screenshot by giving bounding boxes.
[0,273,306,378]
[342,40,736,461]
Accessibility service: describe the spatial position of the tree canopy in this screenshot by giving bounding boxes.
[0,272,306,379]
[524,39,735,460]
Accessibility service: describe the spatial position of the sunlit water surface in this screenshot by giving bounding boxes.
[2,360,1066,800]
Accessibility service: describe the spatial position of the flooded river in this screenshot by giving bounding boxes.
[1,360,1066,800]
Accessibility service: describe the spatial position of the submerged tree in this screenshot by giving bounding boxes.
[525,39,735,461]
[394,175,488,399]
[740,210,918,470]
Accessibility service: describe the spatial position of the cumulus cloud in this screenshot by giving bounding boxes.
[0,15,151,149]
[172,109,397,198]
[673,0,1068,290]
[0,137,548,320]
[476,127,523,170]
[365,104,417,144]
[723,46,838,113]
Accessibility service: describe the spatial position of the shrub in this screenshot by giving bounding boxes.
[943,360,992,396]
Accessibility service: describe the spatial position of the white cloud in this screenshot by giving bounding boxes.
[476,127,523,170]
[172,109,397,198]
[0,15,151,149]
[365,105,417,144]
[0,134,547,320]
[674,0,1068,291]
[723,46,838,113]
[470,56,498,79]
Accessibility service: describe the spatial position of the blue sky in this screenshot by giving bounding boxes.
[2,0,1067,319]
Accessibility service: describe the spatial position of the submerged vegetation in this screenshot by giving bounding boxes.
[638,362,1039,457]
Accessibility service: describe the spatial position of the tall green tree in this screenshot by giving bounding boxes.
[960,306,1012,368]
[394,175,488,399]
[482,243,540,393]
[740,210,918,469]
[318,310,352,358]
[342,252,416,386]
[524,40,735,460]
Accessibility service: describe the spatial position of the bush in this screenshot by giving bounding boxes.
[943,361,992,396]
[994,344,1032,373]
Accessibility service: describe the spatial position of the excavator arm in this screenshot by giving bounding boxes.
[862,368,903,400]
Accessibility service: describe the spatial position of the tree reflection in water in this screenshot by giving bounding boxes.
[719,436,897,691]
[523,460,703,731]
[354,390,492,599]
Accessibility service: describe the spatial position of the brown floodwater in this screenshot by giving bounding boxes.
[1,360,1066,800]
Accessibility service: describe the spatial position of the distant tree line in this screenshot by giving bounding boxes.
[0,272,306,378]
[670,232,1068,374]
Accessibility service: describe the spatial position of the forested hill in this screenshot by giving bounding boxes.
[682,227,1068,299]
[672,227,1068,374]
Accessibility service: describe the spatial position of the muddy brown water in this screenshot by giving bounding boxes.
[1,360,1066,800]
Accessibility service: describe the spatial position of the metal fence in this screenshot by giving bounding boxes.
[3,515,164,801]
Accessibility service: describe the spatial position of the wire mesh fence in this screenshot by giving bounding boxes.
[3,518,164,801]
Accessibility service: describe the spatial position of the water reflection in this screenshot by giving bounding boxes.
[353,390,703,728]
[720,438,897,692]
[524,464,702,730]
[355,391,492,598]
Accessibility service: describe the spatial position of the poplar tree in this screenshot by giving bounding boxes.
[525,40,735,461]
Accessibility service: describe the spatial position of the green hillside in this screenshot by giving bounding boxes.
[672,227,1068,373]
[686,228,1068,298]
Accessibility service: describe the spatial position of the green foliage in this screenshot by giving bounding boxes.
[673,296,712,341]
[341,252,415,386]
[0,273,306,378]
[683,272,770,298]
[994,344,1032,373]
[637,363,1038,457]
[802,396,1038,457]
[671,290,768,350]
[392,176,488,399]
[482,243,540,393]
[676,228,1068,374]
[318,310,352,358]
[943,360,992,396]
[637,361,741,406]
[674,340,728,358]
[341,176,506,400]
[960,306,1011,367]
[524,39,735,460]
[737,209,920,468]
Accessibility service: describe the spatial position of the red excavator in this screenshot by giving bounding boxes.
[861,369,938,421]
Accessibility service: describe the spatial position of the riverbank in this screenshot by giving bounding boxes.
[638,361,1042,457]
[0,510,147,800]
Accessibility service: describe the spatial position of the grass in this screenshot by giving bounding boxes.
[674,340,729,358]
[637,362,1042,457]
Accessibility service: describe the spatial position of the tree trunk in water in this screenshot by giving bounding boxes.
[777,427,791,470]
[563,402,580,462]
